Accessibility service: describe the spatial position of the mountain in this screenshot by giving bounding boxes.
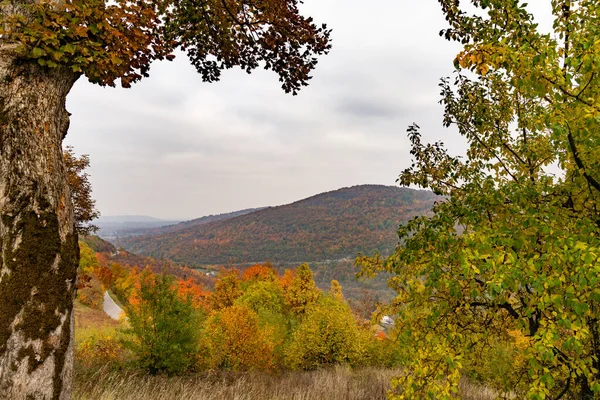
[119,185,439,267]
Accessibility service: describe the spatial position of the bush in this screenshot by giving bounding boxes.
[210,269,242,310]
[236,280,285,315]
[75,327,126,370]
[122,271,200,375]
[76,274,104,309]
[285,296,365,370]
[199,304,276,371]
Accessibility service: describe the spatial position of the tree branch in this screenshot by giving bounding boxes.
[566,123,600,193]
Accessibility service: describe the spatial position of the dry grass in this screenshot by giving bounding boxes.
[458,379,511,400]
[73,366,499,400]
[74,301,120,331]
[73,367,392,400]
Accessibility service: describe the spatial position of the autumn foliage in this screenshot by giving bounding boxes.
[75,242,395,376]
[1,0,331,92]
[199,304,276,371]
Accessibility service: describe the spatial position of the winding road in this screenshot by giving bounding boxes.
[103,292,124,320]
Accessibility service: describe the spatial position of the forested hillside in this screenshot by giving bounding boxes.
[119,185,438,266]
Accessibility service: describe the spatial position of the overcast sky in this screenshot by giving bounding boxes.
[63,1,551,220]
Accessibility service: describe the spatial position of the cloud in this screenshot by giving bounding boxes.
[63,0,470,220]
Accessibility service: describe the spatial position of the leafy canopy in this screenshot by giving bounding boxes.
[359,1,600,399]
[1,0,331,92]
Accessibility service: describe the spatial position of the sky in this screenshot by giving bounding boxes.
[63,1,550,221]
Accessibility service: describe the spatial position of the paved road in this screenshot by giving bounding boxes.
[103,292,124,320]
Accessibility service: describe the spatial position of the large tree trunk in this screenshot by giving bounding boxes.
[0,44,80,399]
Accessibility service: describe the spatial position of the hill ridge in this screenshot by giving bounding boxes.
[119,184,438,266]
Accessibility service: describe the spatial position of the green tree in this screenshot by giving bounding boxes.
[236,279,290,366]
[237,280,286,315]
[0,1,329,396]
[122,271,199,376]
[358,1,600,399]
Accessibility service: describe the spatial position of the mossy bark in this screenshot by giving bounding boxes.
[0,44,80,399]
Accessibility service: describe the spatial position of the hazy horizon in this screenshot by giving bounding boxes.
[96,183,417,221]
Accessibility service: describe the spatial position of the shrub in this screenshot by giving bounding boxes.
[285,296,365,370]
[122,271,200,375]
[75,327,126,370]
[76,274,104,309]
[236,280,286,315]
[242,264,278,282]
[199,304,276,371]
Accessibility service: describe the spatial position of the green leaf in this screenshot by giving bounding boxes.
[31,47,46,58]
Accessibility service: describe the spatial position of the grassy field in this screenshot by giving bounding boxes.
[73,302,500,400]
[73,366,499,400]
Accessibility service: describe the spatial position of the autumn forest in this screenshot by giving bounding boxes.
[2,0,600,400]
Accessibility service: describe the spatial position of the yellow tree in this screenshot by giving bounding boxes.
[284,263,320,315]
[286,294,364,370]
[329,279,344,301]
[359,1,600,398]
[200,304,275,371]
[210,269,243,310]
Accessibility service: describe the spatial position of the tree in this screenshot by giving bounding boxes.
[242,263,278,283]
[237,279,286,315]
[76,242,103,309]
[64,146,100,236]
[358,1,600,399]
[210,269,243,310]
[122,271,199,376]
[285,295,364,370]
[200,304,275,371]
[0,0,329,397]
[284,263,320,315]
[329,279,344,301]
[77,242,99,275]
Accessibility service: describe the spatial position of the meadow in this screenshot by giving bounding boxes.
[73,366,500,400]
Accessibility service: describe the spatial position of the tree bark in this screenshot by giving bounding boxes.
[0,44,80,399]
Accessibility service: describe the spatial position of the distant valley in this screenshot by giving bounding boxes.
[96,208,263,240]
[95,215,180,240]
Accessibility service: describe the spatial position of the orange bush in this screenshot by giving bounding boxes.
[200,304,275,371]
[242,264,278,282]
[279,268,295,292]
[76,274,104,309]
[177,277,210,310]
